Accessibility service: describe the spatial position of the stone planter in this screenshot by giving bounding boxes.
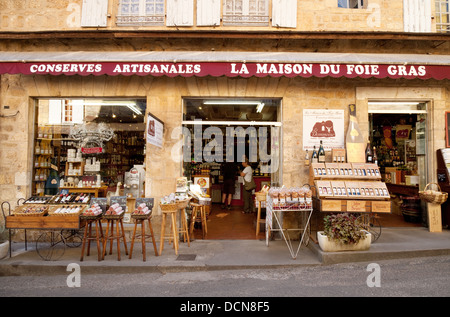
[0,241,9,260]
[317,230,371,252]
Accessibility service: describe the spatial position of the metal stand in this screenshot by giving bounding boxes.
[265,196,313,259]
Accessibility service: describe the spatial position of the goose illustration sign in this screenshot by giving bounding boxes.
[303,109,344,150]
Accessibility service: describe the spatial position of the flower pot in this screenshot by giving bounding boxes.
[317,230,371,252]
[0,240,9,260]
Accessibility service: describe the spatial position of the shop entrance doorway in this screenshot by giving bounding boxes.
[368,101,428,227]
[182,98,281,239]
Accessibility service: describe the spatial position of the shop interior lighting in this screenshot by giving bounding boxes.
[69,100,143,115]
[203,100,265,113]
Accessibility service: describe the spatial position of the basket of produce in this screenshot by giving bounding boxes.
[80,203,103,220]
[176,198,191,209]
[160,203,178,212]
[131,203,153,220]
[419,183,448,205]
[13,205,48,217]
[103,203,125,219]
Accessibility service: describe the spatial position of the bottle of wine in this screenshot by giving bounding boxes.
[345,104,365,163]
[304,150,310,167]
[373,146,378,165]
[365,141,373,163]
[318,140,326,163]
[312,146,318,163]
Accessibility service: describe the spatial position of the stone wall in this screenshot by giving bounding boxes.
[0,0,426,33]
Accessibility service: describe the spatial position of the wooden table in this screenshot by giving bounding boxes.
[59,186,108,197]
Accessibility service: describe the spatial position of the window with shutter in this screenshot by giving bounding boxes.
[272,0,297,28]
[197,0,221,26]
[223,0,269,26]
[403,0,431,32]
[166,0,194,26]
[81,0,108,27]
[116,0,165,26]
[435,0,450,32]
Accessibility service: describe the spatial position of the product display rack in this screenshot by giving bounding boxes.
[310,162,391,214]
[265,195,313,260]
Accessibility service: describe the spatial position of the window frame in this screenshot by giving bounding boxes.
[338,0,367,9]
[222,0,270,26]
[116,0,165,26]
[435,0,450,32]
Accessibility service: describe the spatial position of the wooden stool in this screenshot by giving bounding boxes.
[80,217,103,261]
[129,215,158,261]
[189,203,207,239]
[102,216,128,261]
[255,193,266,238]
[159,208,179,255]
[178,207,190,246]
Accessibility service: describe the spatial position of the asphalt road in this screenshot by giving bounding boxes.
[1,255,449,299]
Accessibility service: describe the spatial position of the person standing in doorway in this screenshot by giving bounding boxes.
[241,157,255,214]
[221,162,237,210]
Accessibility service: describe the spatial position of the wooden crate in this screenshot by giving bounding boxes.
[314,198,390,213]
[6,215,84,230]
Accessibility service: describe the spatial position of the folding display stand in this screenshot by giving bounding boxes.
[265,196,313,259]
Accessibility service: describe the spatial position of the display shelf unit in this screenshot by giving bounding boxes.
[310,162,391,213]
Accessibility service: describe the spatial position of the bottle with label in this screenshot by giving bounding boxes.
[345,104,365,163]
[311,146,318,163]
[373,146,378,165]
[365,141,373,163]
[318,140,326,163]
[304,150,310,167]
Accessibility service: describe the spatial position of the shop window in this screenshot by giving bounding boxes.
[223,0,270,26]
[368,101,428,189]
[436,0,450,32]
[338,0,366,8]
[116,0,165,26]
[33,98,146,196]
[182,98,281,192]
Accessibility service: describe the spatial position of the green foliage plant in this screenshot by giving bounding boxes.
[323,213,366,245]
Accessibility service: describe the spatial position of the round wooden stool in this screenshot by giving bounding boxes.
[80,216,103,261]
[129,214,158,261]
[189,202,207,239]
[102,216,128,261]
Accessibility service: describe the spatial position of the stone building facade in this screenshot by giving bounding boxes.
[0,0,449,235]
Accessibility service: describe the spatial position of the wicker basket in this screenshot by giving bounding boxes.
[131,213,151,220]
[255,191,267,201]
[13,205,48,217]
[176,198,191,209]
[419,183,448,205]
[160,203,178,212]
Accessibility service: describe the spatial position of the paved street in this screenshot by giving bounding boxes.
[1,255,450,298]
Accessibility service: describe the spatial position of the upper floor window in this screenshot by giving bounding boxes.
[338,0,366,8]
[116,0,165,26]
[223,0,269,26]
[436,0,450,32]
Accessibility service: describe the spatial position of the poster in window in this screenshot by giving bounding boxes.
[146,112,164,148]
[303,109,345,150]
[446,112,450,148]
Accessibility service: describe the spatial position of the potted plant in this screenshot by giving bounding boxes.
[317,213,371,252]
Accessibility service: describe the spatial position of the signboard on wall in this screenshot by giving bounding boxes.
[303,109,345,150]
[146,112,164,148]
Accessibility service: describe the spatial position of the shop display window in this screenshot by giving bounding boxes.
[33,98,146,196]
[368,101,428,188]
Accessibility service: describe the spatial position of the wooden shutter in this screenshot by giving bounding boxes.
[272,0,297,28]
[197,0,221,26]
[167,0,194,26]
[403,0,431,32]
[81,0,108,27]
